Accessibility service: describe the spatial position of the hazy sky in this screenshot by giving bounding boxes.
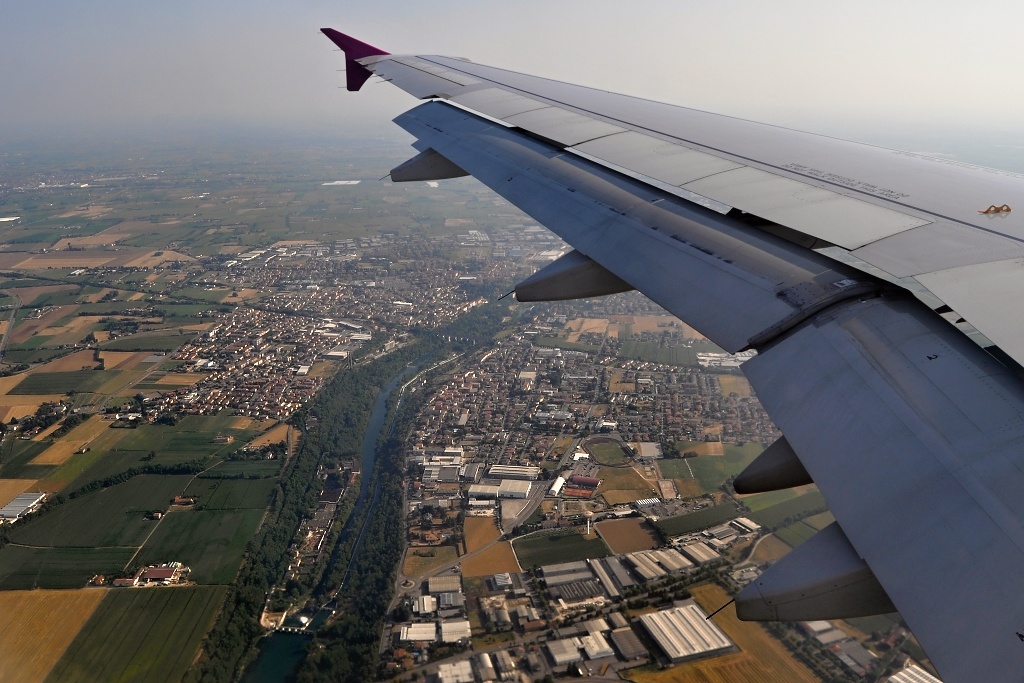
[3,1,1023,161]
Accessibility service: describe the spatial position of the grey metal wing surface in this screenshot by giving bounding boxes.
[322,29,1024,682]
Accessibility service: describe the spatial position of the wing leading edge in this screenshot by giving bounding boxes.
[322,29,1024,682]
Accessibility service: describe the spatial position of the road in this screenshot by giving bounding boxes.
[0,290,22,362]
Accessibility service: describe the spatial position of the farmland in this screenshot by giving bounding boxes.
[0,589,107,683]
[681,443,765,494]
[597,466,657,505]
[629,583,819,683]
[0,478,36,507]
[654,504,739,537]
[9,475,192,548]
[402,546,458,579]
[512,528,610,568]
[748,490,828,529]
[0,546,136,590]
[595,518,661,554]
[739,489,799,512]
[135,509,264,584]
[460,542,521,577]
[673,440,725,456]
[749,534,792,564]
[774,521,819,548]
[46,586,227,683]
[616,341,722,366]
[183,477,276,510]
[464,516,501,553]
[8,371,114,395]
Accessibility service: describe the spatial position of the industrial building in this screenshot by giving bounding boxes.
[435,660,474,683]
[488,465,540,480]
[467,484,499,499]
[428,575,462,594]
[473,653,498,682]
[0,492,44,521]
[546,638,584,666]
[888,664,942,683]
[588,558,620,598]
[639,602,733,663]
[679,542,722,565]
[414,595,437,614]
[548,475,566,496]
[541,560,594,586]
[497,479,531,498]
[399,622,437,642]
[652,548,693,572]
[568,475,600,489]
[493,649,518,680]
[626,551,666,581]
[581,632,615,659]
[732,517,762,534]
[610,626,649,660]
[440,619,472,643]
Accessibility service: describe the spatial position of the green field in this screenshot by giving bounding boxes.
[655,458,694,479]
[1,348,72,364]
[47,586,227,683]
[615,341,699,366]
[0,439,52,479]
[0,546,136,590]
[9,475,193,548]
[136,509,264,583]
[686,443,765,494]
[183,477,276,509]
[533,337,601,354]
[774,521,818,548]
[748,490,828,529]
[740,489,799,512]
[202,459,282,478]
[654,504,739,537]
[587,441,629,465]
[803,510,836,530]
[101,332,196,351]
[513,529,610,568]
[8,370,112,395]
[36,448,107,491]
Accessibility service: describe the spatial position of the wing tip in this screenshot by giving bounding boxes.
[320,28,390,59]
[320,28,390,92]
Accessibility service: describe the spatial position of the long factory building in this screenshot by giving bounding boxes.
[639,601,734,663]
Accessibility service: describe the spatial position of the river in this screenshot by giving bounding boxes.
[241,361,420,683]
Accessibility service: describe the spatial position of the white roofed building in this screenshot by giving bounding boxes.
[639,601,733,663]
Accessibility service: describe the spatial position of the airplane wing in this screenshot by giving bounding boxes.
[321,28,1024,682]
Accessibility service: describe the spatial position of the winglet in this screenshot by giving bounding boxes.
[320,28,390,91]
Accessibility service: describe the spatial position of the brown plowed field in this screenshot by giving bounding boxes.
[461,542,521,577]
[0,479,37,507]
[247,423,291,448]
[595,518,661,554]
[464,516,501,553]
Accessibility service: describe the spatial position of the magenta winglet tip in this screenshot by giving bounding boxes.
[320,28,389,60]
[320,28,389,92]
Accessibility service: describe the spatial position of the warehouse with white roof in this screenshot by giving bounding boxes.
[639,602,734,663]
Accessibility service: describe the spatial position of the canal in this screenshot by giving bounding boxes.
[241,361,421,682]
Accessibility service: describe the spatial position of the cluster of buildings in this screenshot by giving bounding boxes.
[111,562,190,587]
[152,308,346,420]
